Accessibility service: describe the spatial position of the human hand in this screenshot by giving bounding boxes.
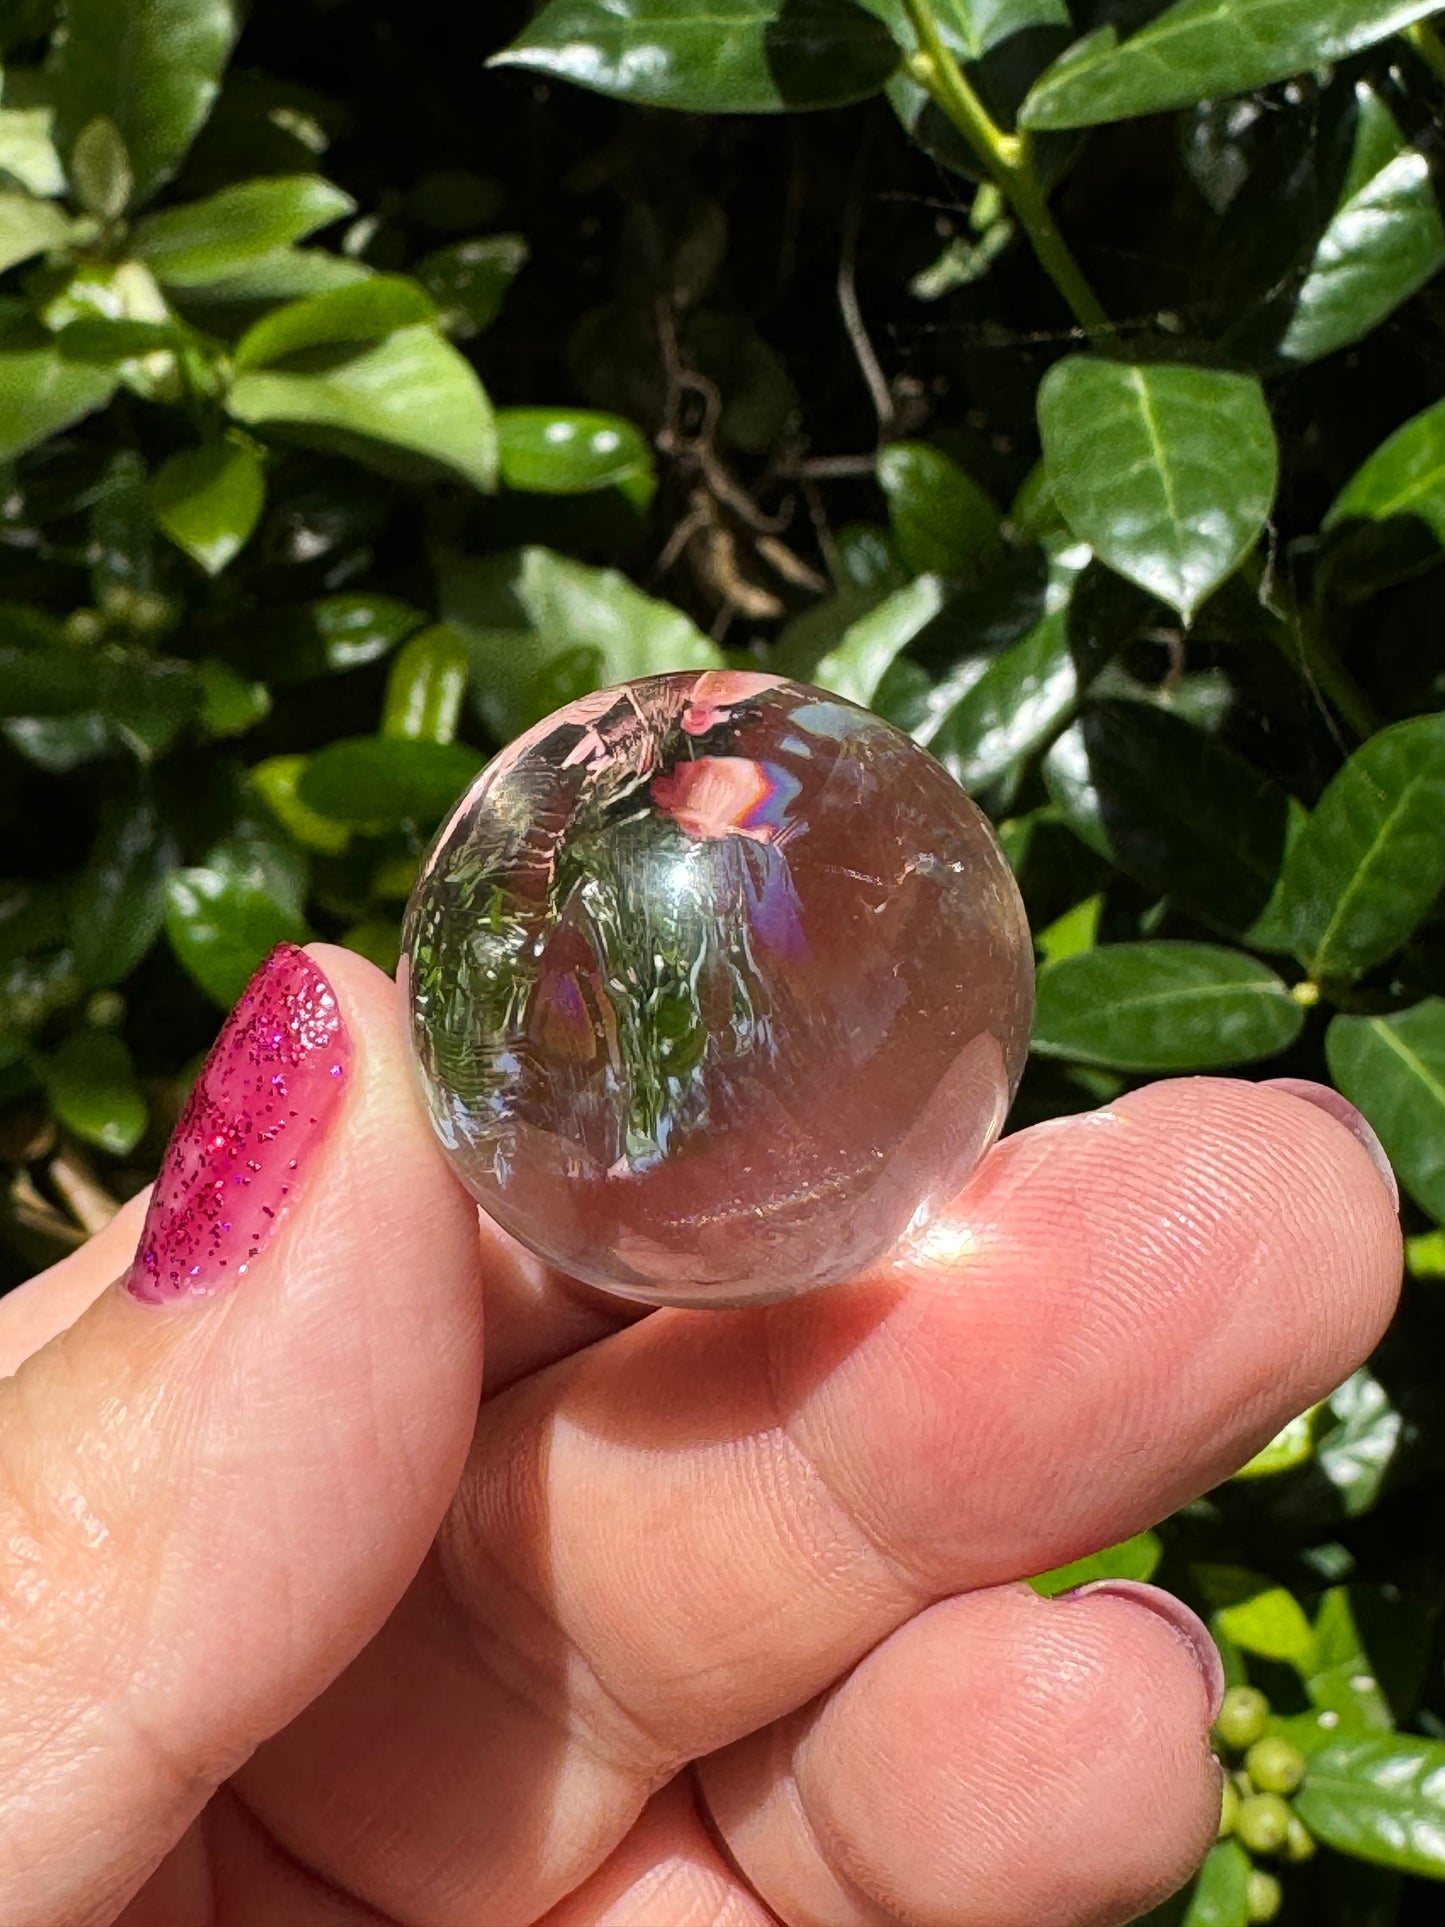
[0,943,1400,1927]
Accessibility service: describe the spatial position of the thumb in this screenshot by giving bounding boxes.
[0,943,483,1927]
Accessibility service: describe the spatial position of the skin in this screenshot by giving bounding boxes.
[0,946,1401,1927]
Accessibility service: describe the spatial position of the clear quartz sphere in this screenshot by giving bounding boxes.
[402,671,1033,1307]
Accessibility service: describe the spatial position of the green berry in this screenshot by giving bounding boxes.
[1237,1792,1293,1855]
[62,607,106,646]
[1246,1736,1306,1796]
[1218,1776,1241,1838]
[1285,1813,1316,1863]
[128,590,174,635]
[1215,1685,1271,1752]
[1247,1869,1283,1923]
[99,582,138,623]
[85,990,125,1031]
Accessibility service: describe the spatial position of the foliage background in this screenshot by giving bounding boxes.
[4,1,1445,1920]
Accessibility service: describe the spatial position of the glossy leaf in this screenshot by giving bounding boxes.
[39,1029,146,1156]
[876,441,999,578]
[258,594,427,684]
[227,325,498,492]
[298,736,484,831]
[1028,1530,1162,1596]
[418,235,528,338]
[497,408,655,506]
[1043,702,1292,937]
[493,0,901,114]
[0,188,70,273]
[150,439,265,576]
[68,795,177,987]
[441,545,722,741]
[1020,1,1444,132]
[926,539,1088,796]
[249,756,350,858]
[176,247,370,305]
[1327,1001,1445,1223]
[0,335,117,462]
[812,574,947,706]
[381,625,469,745]
[166,844,309,1007]
[48,0,240,206]
[1283,86,1445,365]
[1316,1370,1406,1524]
[232,276,438,373]
[1276,713,1445,981]
[195,661,269,740]
[1306,1585,1398,1732]
[0,104,67,198]
[1038,358,1277,622]
[1183,1841,1251,1927]
[1295,1735,1445,1877]
[1326,396,1445,546]
[1032,942,1303,1072]
[134,175,355,286]
[1214,1581,1316,1665]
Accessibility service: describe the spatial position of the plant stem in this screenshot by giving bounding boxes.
[899,0,1109,337]
[1406,19,1445,86]
[1241,551,1380,739]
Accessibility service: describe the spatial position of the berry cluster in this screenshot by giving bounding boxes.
[1213,1686,1314,1922]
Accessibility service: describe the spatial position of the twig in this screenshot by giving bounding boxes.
[838,136,897,436]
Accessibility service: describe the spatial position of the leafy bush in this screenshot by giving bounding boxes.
[4,1,1445,1918]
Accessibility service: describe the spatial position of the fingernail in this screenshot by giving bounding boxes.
[1062,1580,1226,1723]
[126,944,351,1304]
[1262,1077,1398,1212]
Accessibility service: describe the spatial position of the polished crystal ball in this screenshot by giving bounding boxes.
[402,671,1033,1307]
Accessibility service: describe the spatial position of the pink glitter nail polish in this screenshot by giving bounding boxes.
[126,943,351,1304]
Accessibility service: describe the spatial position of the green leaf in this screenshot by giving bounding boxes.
[1020,1,1444,132]
[173,246,370,306]
[227,324,498,492]
[381,624,469,745]
[195,659,270,739]
[925,538,1089,798]
[0,104,67,198]
[1232,1407,1318,1480]
[39,1028,146,1155]
[0,334,117,461]
[1295,1735,1445,1877]
[1305,1585,1397,1732]
[1032,942,1304,1072]
[297,736,484,832]
[1282,86,1445,365]
[1327,1002,1445,1223]
[417,234,528,338]
[49,0,240,206]
[255,593,426,684]
[1043,702,1293,938]
[1315,1370,1405,1525]
[812,574,947,706]
[497,407,655,507]
[1183,1840,1251,1927]
[1039,359,1277,623]
[1326,396,1445,547]
[492,0,901,113]
[1276,714,1445,981]
[133,174,355,286]
[232,275,438,372]
[876,441,999,577]
[249,755,349,858]
[150,439,265,576]
[165,842,309,1007]
[1215,1582,1316,1665]
[440,545,723,741]
[68,113,132,218]
[68,794,177,987]
[1028,1530,1163,1596]
[0,187,71,272]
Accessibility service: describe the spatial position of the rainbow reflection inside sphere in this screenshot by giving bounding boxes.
[402,671,1033,1307]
